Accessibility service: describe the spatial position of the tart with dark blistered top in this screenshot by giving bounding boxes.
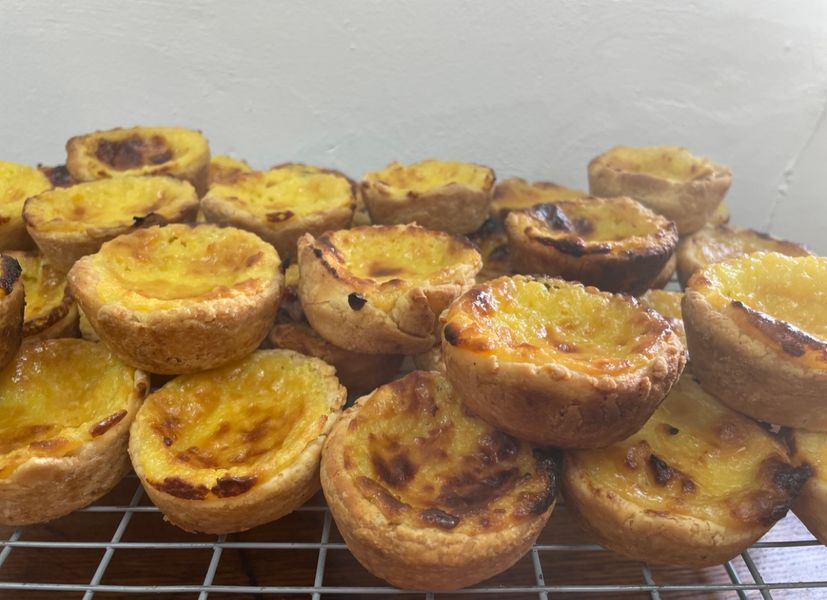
[563,373,810,566]
[505,196,678,294]
[0,160,52,250]
[66,126,210,195]
[129,350,344,534]
[683,252,827,430]
[0,339,148,525]
[442,275,685,447]
[298,224,481,354]
[321,370,559,590]
[490,177,585,219]
[788,428,827,544]
[0,255,24,369]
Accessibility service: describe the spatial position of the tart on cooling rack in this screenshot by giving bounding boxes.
[468,218,512,282]
[68,223,282,374]
[640,289,685,346]
[207,154,253,186]
[66,126,211,195]
[360,159,495,235]
[676,224,810,288]
[298,224,481,354]
[0,255,24,369]
[130,350,344,534]
[24,176,199,273]
[321,370,559,590]
[683,253,827,430]
[0,160,52,250]
[5,251,78,340]
[442,275,685,447]
[0,339,148,525]
[788,429,827,544]
[202,163,356,258]
[490,176,585,219]
[505,196,678,294]
[563,374,810,567]
[588,145,731,235]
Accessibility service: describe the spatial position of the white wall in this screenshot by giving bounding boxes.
[2,0,826,252]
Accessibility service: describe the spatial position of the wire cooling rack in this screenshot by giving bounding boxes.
[0,473,825,599]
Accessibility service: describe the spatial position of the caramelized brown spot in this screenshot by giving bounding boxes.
[95,134,173,170]
[420,507,461,529]
[312,247,323,258]
[368,262,405,278]
[661,423,680,436]
[154,476,209,500]
[245,251,264,267]
[39,164,74,187]
[356,476,409,514]
[532,203,574,231]
[372,452,417,488]
[731,300,825,359]
[132,212,167,228]
[443,323,461,346]
[478,430,518,464]
[90,410,128,437]
[136,380,149,398]
[0,256,22,295]
[348,292,367,310]
[266,210,294,223]
[514,448,560,516]
[649,453,673,485]
[211,474,258,498]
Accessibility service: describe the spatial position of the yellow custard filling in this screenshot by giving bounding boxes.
[793,430,827,483]
[600,146,717,182]
[4,252,66,322]
[692,226,809,266]
[0,161,51,219]
[365,160,493,197]
[534,197,661,242]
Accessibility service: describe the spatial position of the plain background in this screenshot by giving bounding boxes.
[1,1,825,252]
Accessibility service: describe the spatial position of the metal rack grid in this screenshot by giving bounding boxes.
[0,474,825,599]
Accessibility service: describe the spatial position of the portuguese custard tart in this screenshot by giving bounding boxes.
[469,218,512,282]
[24,176,199,273]
[5,251,78,341]
[202,162,355,258]
[67,223,282,374]
[66,126,210,195]
[588,145,732,235]
[676,224,810,288]
[130,349,344,534]
[321,370,560,590]
[360,159,495,235]
[788,429,827,544]
[0,338,148,525]
[0,255,24,369]
[563,374,811,567]
[683,252,827,430]
[297,224,481,355]
[505,196,678,294]
[441,275,685,447]
[207,154,252,186]
[38,164,74,188]
[0,160,52,250]
[640,289,685,346]
[491,176,586,219]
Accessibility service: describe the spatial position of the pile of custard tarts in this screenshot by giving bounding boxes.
[0,127,824,590]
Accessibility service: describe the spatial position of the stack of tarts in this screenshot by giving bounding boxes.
[1,130,824,593]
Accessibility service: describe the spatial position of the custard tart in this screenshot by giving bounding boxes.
[66,126,210,195]
[361,159,495,235]
[683,253,827,430]
[207,154,252,186]
[505,196,678,294]
[0,339,148,525]
[202,163,355,258]
[68,224,282,374]
[130,350,344,534]
[298,224,481,354]
[442,275,685,447]
[676,224,810,288]
[5,251,77,340]
[491,177,585,219]
[640,289,685,346]
[321,370,559,590]
[563,374,810,566]
[0,255,24,369]
[788,429,827,544]
[588,145,732,235]
[24,176,199,273]
[0,161,51,250]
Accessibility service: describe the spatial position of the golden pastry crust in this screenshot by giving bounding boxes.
[640,289,685,347]
[491,177,586,219]
[202,163,356,258]
[0,255,24,369]
[68,224,282,374]
[298,225,481,355]
[469,218,512,282]
[0,339,148,525]
[361,160,495,235]
[0,161,52,251]
[563,375,810,567]
[24,176,199,273]
[207,154,252,187]
[66,126,210,195]
[4,251,78,341]
[676,224,810,288]
[269,322,403,394]
[129,350,344,534]
[788,429,827,544]
[412,344,445,373]
[683,253,827,430]
[588,145,732,235]
[505,197,678,295]
[442,275,685,447]
[321,371,559,590]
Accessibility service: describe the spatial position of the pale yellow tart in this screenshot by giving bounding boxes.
[491,177,586,218]
[0,161,52,250]
[0,339,147,525]
[130,350,344,533]
[789,429,827,544]
[321,370,558,590]
[564,374,810,566]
